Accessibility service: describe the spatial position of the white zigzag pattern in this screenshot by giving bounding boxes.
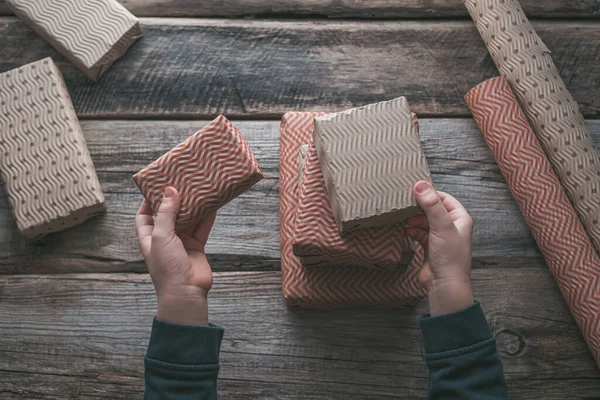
[465,76,600,368]
[133,115,263,230]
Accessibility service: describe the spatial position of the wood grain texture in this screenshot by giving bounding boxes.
[1,0,600,18]
[1,18,600,119]
[0,270,598,399]
[5,118,594,274]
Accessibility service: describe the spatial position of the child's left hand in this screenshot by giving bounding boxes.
[136,187,216,326]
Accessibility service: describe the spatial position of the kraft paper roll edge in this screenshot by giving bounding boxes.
[463,0,600,255]
[465,75,600,368]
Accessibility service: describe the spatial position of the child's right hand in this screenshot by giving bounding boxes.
[406,181,475,316]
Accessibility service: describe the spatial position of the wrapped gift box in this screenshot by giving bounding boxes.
[133,115,263,231]
[0,58,106,239]
[7,0,142,80]
[279,111,426,308]
[293,143,414,270]
[313,97,432,233]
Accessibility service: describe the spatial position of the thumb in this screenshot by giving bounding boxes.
[153,187,180,240]
[413,181,453,232]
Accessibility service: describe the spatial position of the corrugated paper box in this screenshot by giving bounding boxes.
[7,0,142,80]
[313,97,432,233]
[0,58,106,238]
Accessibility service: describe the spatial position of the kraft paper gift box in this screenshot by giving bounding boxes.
[133,115,263,231]
[0,58,106,239]
[7,0,142,80]
[313,97,432,233]
[293,143,414,270]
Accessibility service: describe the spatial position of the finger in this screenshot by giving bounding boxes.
[136,200,154,233]
[193,210,217,246]
[406,226,429,250]
[136,200,155,252]
[153,187,180,242]
[413,181,454,232]
[438,191,473,232]
[405,214,428,229]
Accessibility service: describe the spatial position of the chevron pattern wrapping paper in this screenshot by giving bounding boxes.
[7,0,142,80]
[465,76,600,368]
[313,97,431,234]
[133,115,263,231]
[293,143,414,270]
[279,112,426,308]
[463,0,600,256]
[0,58,106,239]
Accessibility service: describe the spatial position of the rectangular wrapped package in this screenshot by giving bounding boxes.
[279,112,426,308]
[7,0,142,80]
[313,97,431,233]
[0,58,106,239]
[133,115,263,231]
[293,143,414,270]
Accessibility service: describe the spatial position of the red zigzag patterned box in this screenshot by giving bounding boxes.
[133,115,263,230]
[280,112,426,308]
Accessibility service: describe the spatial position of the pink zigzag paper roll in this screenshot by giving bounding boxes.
[465,76,600,368]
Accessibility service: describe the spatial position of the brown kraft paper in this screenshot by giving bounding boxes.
[0,58,106,238]
[312,97,431,234]
[463,0,600,255]
[6,0,142,80]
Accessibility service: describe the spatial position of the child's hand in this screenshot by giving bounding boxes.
[136,187,216,326]
[406,181,474,316]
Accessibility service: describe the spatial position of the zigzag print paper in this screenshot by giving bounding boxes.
[133,115,263,231]
[293,143,414,270]
[463,0,600,255]
[313,97,431,233]
[279,112,426,308]
[465,76,600,368]
[7,0,142,80]
[0,58,106,239]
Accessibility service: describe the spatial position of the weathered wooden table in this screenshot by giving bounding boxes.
[1,1,600,399]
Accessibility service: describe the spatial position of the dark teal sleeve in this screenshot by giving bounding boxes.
[144,318,224,400]
[420,301,510,399]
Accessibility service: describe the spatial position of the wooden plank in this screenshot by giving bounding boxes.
[1,18,600,118]
[1,118,579,274]
[0,270,598,399]
[1,0,600,18]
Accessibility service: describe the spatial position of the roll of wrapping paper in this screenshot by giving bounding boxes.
[463,0,600,255]
[465,76,600,368]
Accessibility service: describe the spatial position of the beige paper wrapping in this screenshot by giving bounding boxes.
[0,58,106,238]
[463,0,600,254]
[6,0,142,80]
[297,144,309,188]
[312,97,431,234]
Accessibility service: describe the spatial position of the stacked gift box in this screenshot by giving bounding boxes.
[279,98,433,308]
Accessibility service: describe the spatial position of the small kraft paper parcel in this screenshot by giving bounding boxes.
[7,0,142,80]
[0,58,106,238]
[312,97,432,233]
